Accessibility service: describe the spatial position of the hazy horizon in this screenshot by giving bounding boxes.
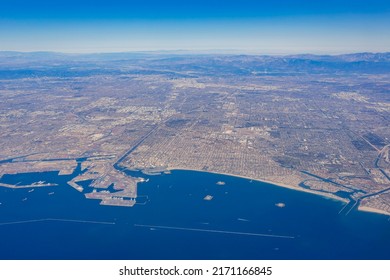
[1,1,389,54]
[1,49,390,56]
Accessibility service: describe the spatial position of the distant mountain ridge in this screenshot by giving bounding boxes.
[0,51,389,78]
[285,52,390,62]
[1,51,390,61]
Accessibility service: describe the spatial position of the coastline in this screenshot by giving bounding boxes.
[358,206,390,217]
[166,167,349,204]
[167,167,390,217]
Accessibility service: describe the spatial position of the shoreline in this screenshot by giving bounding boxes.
[166,167,349,204]
[358,206,390,217]
[167,167,390,216]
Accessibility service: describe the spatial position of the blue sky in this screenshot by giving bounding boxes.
[0,0,389,54]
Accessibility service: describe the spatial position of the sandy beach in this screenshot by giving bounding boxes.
[358,206,390,217]
[167,167,350,204]
[161,167,390,217]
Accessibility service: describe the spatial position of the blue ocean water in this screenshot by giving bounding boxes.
[0,170,389,260]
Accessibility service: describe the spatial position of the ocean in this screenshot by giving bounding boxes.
[0,169,389,260]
